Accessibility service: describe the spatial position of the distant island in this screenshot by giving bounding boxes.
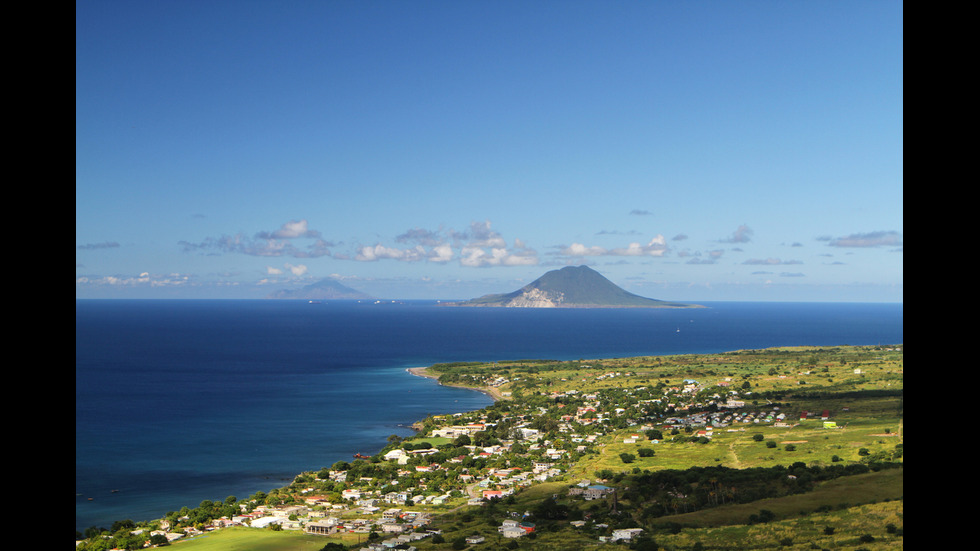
[444,265,702,308]
[266,278,373,300]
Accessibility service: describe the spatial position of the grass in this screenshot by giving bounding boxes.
[167,527,345,550]
[653,499,903,550]
[652,467,903,528]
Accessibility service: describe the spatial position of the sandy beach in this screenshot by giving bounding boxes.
[406,366,505,401]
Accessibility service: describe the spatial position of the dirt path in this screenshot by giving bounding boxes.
[727,442,743,469]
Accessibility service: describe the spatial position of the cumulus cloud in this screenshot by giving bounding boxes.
[460,244,538,267]
[256,219,321,240]
[180,219,333,258]
[355,220,537,268]
[560,235,668,258]
[428,244,454,263]
[721,224,753,244]
[76,272,192,287]
[356,244,427,262]
[454,220,507,249]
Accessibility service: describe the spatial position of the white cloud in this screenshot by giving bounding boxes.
[353,220,537,268]
[428,244,454,263]
[259,219,320,239]
[356,244,426,262]
[181,219,332,258]
[562,243,607,256]
[561,235,668,258]
[76,272,191,287]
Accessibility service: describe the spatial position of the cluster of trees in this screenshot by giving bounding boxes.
[76,520,168,550]
[76,492,287,550]
[612,462,901,520]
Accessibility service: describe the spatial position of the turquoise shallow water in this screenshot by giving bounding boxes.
[75,299,902,531]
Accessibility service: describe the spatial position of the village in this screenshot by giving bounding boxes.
[146,368,821,549]
[78,346,902,551]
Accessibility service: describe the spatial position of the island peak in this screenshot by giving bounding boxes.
[445,265,700,308]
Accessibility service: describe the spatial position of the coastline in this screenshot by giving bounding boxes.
[77,301,902,536]
[406,366,505,402]
[78,345,903,543]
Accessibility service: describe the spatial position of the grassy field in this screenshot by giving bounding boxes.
[167,526,359,550]
[566,386,902,481]
[651,499,904,550]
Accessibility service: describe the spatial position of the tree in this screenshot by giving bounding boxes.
[533,496,570,520]
[620,452,636,464]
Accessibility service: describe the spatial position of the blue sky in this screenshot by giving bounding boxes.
[76,1,903,302]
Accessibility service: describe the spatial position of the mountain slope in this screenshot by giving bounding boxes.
[447,265,700,308]
[266,278,373,300]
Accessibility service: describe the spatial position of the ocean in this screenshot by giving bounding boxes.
[75,299,902,532]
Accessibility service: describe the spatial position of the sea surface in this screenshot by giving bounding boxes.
[76,299,902,532]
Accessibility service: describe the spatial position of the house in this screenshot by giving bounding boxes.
[583,485,613,500]
[498,519,533,538]
[249,516,282,528]
[304,518,340,536]
[611,528,643,542]
[466,535,486,544]
[380,521,407,533]
[384,449,407,462]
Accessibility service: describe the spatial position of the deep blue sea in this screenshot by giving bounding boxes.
[76,299,902,532]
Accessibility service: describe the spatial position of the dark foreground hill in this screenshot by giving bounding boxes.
[267,278,373,300]
[446,265,701,308]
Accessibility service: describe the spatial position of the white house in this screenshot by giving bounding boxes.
[612,528,643,542]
